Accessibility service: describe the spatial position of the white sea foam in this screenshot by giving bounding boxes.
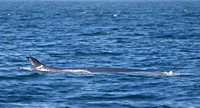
[113,14,118,17]
[162,71,188,76]
[19,67,32,71]
[163,71,174,75]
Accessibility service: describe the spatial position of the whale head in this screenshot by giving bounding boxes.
[26,56,44,69]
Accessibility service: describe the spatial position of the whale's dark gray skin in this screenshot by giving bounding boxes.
[26,56,159,73]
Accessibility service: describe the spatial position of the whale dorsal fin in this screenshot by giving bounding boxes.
[26,56,45,68]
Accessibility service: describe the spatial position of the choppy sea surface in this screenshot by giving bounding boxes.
[0,0,200,107]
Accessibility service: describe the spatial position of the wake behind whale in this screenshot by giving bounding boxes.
[24,56,185,75]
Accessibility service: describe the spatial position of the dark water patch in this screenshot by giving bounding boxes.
[78,31,108,37]
[75,51,122,56]
[0,76,14,81]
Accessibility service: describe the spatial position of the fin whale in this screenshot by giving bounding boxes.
[26,56,161,73]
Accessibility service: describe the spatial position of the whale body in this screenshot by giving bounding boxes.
[26,56,160,73]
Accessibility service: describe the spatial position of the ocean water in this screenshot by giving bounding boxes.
[0,0,200,107]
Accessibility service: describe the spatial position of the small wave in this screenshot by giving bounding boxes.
[88,100,122,104]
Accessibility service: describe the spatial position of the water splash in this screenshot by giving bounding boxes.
[18,67,32,71]
[160,71,188,76]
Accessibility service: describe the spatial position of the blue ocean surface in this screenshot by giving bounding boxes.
[0,0,200,107]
